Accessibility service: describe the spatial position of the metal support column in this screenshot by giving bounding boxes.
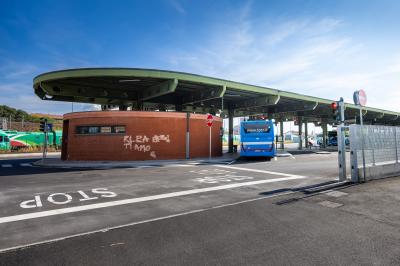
[338,125,347,181]
[186,112,190,159]
[322,122,327,148]
[359,107,366,182]
[304,121,309,149]
[395,127,399,164]
[280,121,284,150]
[349,124,359,183]
[298,116,303,150]
[338,98,347,181]
[228,109,234,153]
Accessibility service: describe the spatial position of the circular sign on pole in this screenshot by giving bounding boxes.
[353,89,367,106]
[358,89,367,106]
[206,114,213,127]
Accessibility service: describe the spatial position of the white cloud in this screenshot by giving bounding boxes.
[0,83,98,114]
[0,61,39,80]
[167,0,186,14]
[164,3,400,112]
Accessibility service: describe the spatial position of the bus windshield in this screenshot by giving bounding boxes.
[243,123,271,134]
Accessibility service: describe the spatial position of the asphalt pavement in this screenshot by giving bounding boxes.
[4,153,399,265]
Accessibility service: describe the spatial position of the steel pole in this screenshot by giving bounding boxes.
[395,127,399,164]
[280,121,284,150]
[338,99,347,181]
[186,112,190,159]
[338,125,347,181]
[360,107,366,182]
[304,121,308,149]
[42,128,48,162]
[209,126,212,160]
[228,109,234,153]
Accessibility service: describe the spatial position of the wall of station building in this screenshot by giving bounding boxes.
[61,111,222,161]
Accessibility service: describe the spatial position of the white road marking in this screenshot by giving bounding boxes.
[20,163,32,167]
[1,164,12,168]
[215,165,305,178]
[166,164,193,167]
[0,175,307,225]
[0,190,296,254]
[135,166,153,169]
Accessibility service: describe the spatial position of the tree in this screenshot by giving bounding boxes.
[0,105,34,122]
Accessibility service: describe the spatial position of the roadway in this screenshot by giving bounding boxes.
[0,153,366,265]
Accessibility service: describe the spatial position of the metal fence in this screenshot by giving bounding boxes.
[0,117,7,130]
[350,124,400,182]
[0,119,63,132]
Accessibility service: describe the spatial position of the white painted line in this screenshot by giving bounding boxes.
[1,164,13,168]
[0,190,296,254]
[0,175,307,225]
[166,164,193,167]
[20,163,32,167]
[216,165,304,178]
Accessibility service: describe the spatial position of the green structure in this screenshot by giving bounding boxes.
[0,130,62,151]
[33,68,400,151]
[0,130,10,151]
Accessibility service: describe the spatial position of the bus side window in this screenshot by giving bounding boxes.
[0,136,3,143]
[5,136,9,142]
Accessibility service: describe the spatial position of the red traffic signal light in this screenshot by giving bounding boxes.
[331,102,338,110]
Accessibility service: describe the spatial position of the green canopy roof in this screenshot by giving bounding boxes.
[33,68,400,125]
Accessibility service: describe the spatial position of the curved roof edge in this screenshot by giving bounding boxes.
[33,67,400,117]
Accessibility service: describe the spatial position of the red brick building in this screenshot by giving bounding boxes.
[62,111,222,161]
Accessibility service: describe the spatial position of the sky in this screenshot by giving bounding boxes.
[1,0,400,115]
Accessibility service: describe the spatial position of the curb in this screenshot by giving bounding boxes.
[32,158,237,169]
[0,152,61,159]
[276,153,292,157]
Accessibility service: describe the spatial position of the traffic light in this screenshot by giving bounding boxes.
[331,98,345,123]
[39,118,47,132]
[331,101,340,122]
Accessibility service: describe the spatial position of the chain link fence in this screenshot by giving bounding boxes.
[350,124,400,182]
[0,119,63,132]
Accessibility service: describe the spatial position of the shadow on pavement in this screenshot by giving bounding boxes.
[0,167,93,177]
[0,159,93,177]
[231,156,272,164]
[258,180,358,205]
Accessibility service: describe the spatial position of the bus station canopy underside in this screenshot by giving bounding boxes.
[33,68,400,125]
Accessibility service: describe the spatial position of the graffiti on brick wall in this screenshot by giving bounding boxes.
[123,134,171,159]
